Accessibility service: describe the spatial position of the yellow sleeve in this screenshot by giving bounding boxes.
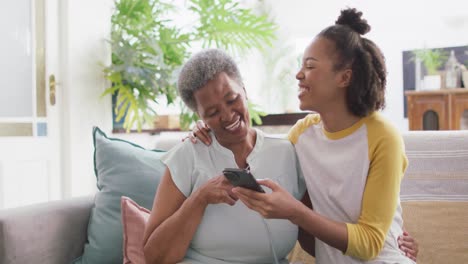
[345,123,408,260]
[287,114,320,144]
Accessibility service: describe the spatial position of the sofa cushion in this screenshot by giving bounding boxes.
[400,130,468,264]
[121,196,150,264]
[73,127,165,264]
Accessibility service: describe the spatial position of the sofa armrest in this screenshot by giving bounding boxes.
[0,196,94,264]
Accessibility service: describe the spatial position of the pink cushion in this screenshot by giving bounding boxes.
[121,196,151,264]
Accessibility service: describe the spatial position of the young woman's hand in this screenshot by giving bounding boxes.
[184,120,212,145]
[398,230,418,262]
[233,179,303,220]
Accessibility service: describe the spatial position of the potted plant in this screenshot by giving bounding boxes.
[103,0,278,131]
[413,48,447,90]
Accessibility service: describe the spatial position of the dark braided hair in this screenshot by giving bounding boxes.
[318,8,386,117]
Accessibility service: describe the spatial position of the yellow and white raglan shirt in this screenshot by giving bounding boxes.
[289,112,414,264]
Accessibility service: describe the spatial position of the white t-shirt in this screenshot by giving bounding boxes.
[289,113,413,264]
[161,129,305,264]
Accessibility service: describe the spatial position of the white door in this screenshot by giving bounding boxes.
[0,0,61,209]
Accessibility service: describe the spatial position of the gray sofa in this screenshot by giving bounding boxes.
[1,131,467,264]
[0,196,93,264]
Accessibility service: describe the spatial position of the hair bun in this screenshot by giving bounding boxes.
[335,8,370,35]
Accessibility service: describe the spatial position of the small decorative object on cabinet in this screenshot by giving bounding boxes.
[445,50,462,88]
[405,88,468,130]
[463,68,468,88]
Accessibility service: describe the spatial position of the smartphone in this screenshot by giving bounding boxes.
[222,168,265,193]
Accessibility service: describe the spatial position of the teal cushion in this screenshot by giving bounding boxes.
[73,127,166,264]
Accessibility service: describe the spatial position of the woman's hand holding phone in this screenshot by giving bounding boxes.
[222,168,265,193]
[195,175,238,206]
[233,179,304,221]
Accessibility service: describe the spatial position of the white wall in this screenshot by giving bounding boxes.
[60,0,114,197]
[260,0,468,131]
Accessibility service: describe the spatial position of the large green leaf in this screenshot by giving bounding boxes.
[190,0,277,55]
[104,0,277,131]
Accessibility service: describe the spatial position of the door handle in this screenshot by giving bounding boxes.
[49,74,56,105]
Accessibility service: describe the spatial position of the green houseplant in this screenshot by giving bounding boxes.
[413,48,446,75]
[412,48,447,90]
[103,0,277,131]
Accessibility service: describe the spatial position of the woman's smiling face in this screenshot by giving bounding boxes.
[295,37,349,113]
[194,72,250,145]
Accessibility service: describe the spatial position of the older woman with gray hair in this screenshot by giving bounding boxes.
[142,49,306,264]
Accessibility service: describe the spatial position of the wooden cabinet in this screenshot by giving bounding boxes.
[405,88,468,130]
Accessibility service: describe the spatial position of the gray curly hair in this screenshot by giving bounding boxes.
[177,49,243,111]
